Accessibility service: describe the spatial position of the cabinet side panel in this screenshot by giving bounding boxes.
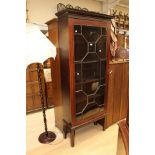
[51,53,63,131]
[47,19,63,131]
[58,16,71,123]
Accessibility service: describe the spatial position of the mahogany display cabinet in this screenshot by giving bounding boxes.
[47,8,113,147]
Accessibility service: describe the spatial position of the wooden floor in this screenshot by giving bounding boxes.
[26,108,119,155]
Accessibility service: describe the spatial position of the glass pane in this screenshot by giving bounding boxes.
[74,35,87,61]
[75,63,81,82]
[101,61,106,78]
[82,103,100,119]
[83,53,99,62]
[75,84,82,91]
[75,91,87,103]
[96,85,104,95]
[83,81,99,95]
[95,85,105,107]
[74,25,81,34]
[95,94,104,107]
[83,62,100,81]
[76,100,87,114]
[100,78,105,85]
[96,36,107,59]
[83,102,98,114]
[75,91,87,115]
[82,25,101,42]
[74,25,107,122]
[102,27,107,35]
[88,42,95,52]
[88,95,95,103]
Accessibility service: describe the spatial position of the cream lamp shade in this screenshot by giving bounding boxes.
[26,23,56,66]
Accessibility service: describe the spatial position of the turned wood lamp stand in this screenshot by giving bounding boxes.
[37,64,56,143]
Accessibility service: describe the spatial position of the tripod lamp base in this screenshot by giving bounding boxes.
[38,131,56,144]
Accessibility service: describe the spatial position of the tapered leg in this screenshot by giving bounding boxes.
[63,126,67,139]
[103,117,107,131]
[70,129,75,147]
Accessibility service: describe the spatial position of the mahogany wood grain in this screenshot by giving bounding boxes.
[106,65,115,127]
[57,15,71,125]
[113,64,123,123]
[106,62,129,128]
[119,63,129,120]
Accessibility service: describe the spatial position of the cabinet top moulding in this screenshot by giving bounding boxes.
[55,8,113,21]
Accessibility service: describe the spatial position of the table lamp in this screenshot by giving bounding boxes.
[26,23,56,144]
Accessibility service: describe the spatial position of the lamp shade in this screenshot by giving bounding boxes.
[26,23,56,66]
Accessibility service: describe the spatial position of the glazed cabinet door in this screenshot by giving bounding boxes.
[69,19,110,125]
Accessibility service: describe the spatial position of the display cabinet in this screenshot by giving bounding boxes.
[47,8,112,147]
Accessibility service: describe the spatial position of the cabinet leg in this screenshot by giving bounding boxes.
[70,129,75,147]
[103,117,107,131]
[63,126,67,139]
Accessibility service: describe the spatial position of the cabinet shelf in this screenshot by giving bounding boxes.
[75,78,99,85]
[75,77,105,85]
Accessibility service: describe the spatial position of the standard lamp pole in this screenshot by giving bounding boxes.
[37,64,56,143]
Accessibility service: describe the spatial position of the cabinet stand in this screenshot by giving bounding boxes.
[63,115,106,147]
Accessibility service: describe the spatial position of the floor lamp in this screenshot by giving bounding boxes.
[26,23,56,144]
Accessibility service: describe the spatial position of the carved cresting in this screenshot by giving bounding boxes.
[57,3,89,12]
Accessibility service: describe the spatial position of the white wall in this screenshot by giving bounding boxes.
[27,0,102,25]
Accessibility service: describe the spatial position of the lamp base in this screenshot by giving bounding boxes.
[38,131,56,144]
